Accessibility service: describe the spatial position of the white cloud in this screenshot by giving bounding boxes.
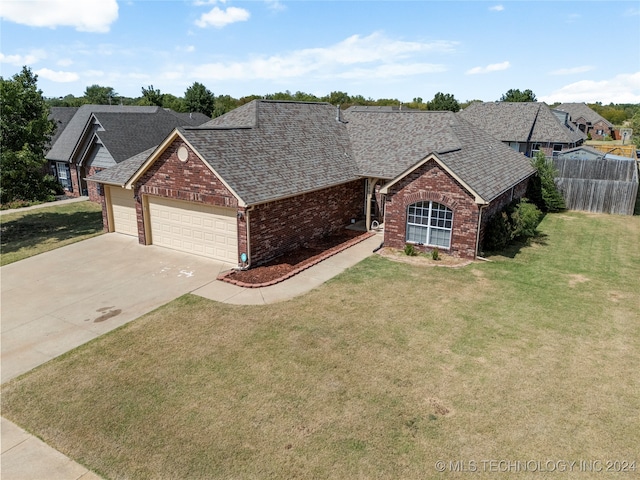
[465,61,510,75]
[35,68,79,82]
[549,65,594,76]
[625,7,640,16]
[540,72,640,104]
[195,6,250,28]
[189,32,456,81]
[489,5,504,12]
[0,0,118,33]
[0,50,46,65]
[265,0,286,11]
[57,58,74,67]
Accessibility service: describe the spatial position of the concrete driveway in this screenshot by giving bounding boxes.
[1,234,233,383]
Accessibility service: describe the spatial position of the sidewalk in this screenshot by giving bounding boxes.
[1,231,383,479]
[0,196,90,216]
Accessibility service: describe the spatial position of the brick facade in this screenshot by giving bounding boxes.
[133,140,240,247]
[383,160,479,258]
[86,166,104,202]
[248,180,365,266]
[477,178,530,253]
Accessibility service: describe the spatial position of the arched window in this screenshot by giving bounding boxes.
[406,201,453,248]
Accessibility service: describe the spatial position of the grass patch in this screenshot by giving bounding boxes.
[0,201,103,265]
[2,212,639,479]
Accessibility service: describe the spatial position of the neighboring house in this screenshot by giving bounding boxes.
[555,102,614,140]
[554,149,638,215]
[46,105,209,200]
[89,100,535,265]
[459,102,585,157]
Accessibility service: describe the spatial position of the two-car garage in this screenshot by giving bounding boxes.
[106,186,238,263]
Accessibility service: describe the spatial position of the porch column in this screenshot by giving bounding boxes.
[365,177,378,231]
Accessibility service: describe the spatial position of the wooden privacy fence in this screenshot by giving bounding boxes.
[553,157,639,215]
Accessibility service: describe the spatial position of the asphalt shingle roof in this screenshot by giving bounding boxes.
[555,102,613,128]
[88,146,157,186]
[46,105,209,163]
[47,107,79,151]
[179,101,359,205]
[344,107,535,201]
[459,102,585,145]
[91,100,536,205]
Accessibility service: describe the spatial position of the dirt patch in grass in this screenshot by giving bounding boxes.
[219,229,373,287]
[376,246,473,268]
[568,273,590,287]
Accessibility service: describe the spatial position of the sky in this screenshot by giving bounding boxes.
[1,0,639,104]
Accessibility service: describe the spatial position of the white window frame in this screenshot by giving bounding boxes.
[406,201,453,249]
[56,162,72,191]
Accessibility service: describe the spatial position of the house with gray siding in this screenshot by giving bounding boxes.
[459,102,585,158]
[46,105,209,200]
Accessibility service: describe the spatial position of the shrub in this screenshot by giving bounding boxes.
[431,247,440,260]
[404,244,417,256]
[510,199,542,239]
[482,198,542,251]
[530,152,565,212]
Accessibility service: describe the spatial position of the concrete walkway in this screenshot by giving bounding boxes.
[0,196,90,216]
[1,232,383,479]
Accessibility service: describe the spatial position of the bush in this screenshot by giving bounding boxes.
[482,198,542,251]
[431,247,440,260]
[404,244,417,256]
[529,152,565,212]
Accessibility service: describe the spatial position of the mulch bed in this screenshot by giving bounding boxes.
[218,230,375,288]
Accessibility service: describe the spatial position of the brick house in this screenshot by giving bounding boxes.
[89,100,535,265]
[45,105,209,201]
[555,102,614,140]
[460,101,585,158]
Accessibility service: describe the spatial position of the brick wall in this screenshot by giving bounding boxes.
[133,140,240,247]
[477,177,530,253]
[86,166,104,202]
[383,160,479,258]
[248,179,365,266]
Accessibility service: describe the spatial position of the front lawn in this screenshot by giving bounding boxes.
[0,201,103,266]
[2,211,639,479]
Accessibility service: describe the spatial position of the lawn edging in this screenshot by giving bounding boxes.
[218,231,376,288]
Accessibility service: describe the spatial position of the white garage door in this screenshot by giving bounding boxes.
[109,186,137,236]
[148,196,238,262]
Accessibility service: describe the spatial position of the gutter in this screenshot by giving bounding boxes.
[238,205,255,270]
[474,204,486,258]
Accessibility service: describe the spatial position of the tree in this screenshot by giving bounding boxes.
[212,95,238,118]
[184,82,215,116]
[139,85,163,106]
[528,151,565,212]
[84,84,118,104]
[161,93,186,113]
[499,89,537,102]
[427,92,460,112]
[0,67,61,203]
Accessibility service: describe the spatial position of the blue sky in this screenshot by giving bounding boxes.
[1,0,639,104]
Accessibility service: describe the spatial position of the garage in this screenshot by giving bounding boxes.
[147,196,238,262]
[108,186,138,236]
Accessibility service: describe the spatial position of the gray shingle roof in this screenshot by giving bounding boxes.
[178,101,359,205]
[47,107,79,151]
[46,105,209,163]
[91,109,208,163]
[459,102,585,145]
[344,108,535,202]
[343,108,461,178]
[88,146,157,186]
[555,103,613,128]
[92,100,536,205]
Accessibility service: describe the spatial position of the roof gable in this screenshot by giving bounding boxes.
[555,103,613,128]
[459,102,585,144]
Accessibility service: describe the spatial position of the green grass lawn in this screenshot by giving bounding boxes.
[2,211,639,479]
[0,201,104,266]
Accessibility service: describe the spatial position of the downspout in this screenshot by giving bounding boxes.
[474,204,487,259]
[239,205,255,270]
[365,178,377,231]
